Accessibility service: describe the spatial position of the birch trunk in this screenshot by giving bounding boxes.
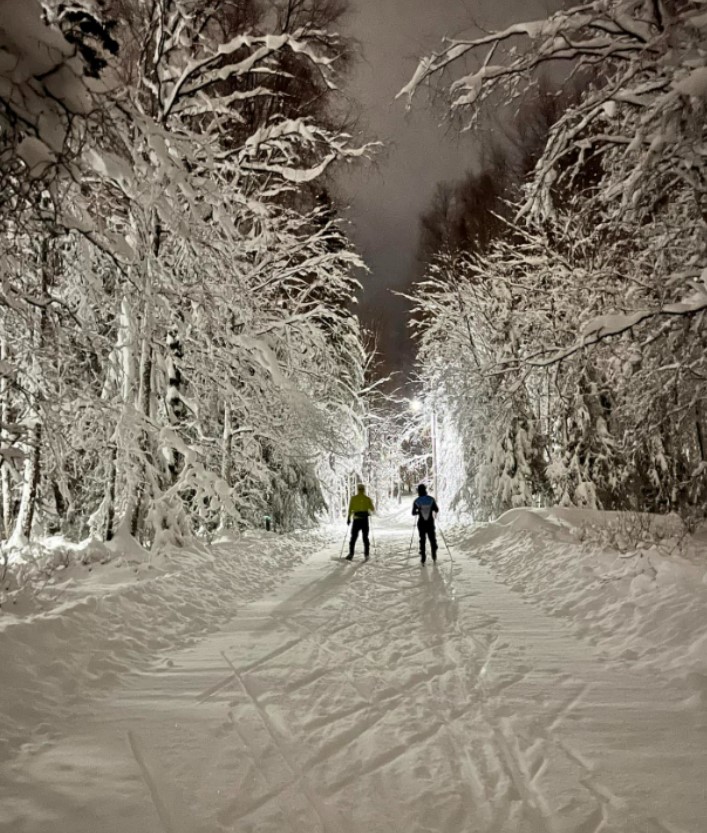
[97,296,137,542]
[219,402,233,528]
[695,401,706,464]
[130,327,153,538]
[105,444,118,541]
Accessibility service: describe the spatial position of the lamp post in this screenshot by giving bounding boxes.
[430,406,438,498]
[410,398,438,496]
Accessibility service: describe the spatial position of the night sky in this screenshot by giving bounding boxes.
[337,0,564,376]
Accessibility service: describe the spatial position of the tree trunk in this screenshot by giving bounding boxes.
[221,402,232,484]
[12,237,50,543]
[129,216,160,539]
[130,339,152,538]
[51,479,67,531]
[695,401,706,463]
[0,332,12,539]
[219,402,233,528]
[165,313,186,481]
[105,444,118,541]
[15,422,42,540]
[107,295,137,541]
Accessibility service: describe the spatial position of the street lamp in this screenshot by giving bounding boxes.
[430,406,438,498]
[408,398,438,497]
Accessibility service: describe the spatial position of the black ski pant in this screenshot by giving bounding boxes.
[349,516,370,558]
[418,518,438,562]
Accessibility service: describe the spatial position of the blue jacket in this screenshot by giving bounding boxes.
[413,495,439,523]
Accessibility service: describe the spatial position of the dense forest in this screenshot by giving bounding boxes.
[3,0,705,551]
[0,0,374,548]
[403,0,707,523]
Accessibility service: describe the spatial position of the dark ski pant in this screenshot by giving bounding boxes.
[348,517,370,558]
[418,518,437,562]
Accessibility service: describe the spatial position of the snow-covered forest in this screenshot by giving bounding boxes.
[401,0,707,523]
[2,2,707,831]
[5,0,704,554]
[0,0,374,552]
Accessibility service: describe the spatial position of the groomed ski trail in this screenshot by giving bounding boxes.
[2,510,706,833]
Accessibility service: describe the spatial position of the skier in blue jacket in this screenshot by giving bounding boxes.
[412,483,439,564]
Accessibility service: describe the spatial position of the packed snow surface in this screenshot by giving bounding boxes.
[1,507,706,832]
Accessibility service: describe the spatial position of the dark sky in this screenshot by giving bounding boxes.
[336,0,563,376]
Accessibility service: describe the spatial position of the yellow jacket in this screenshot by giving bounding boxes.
[348,493,375,519]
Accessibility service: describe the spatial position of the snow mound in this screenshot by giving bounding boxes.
[494,507,577,539]
[460,507,707,689]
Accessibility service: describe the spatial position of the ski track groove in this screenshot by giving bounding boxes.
[10,528,693,833]
[216,718,301,832]
[220,650,351,833]
[327,548,617,833]
[242,532,679,833]
[300,701,371,733]
[324,719,446,796]
[274,615,376,707]
[436,600,526,831]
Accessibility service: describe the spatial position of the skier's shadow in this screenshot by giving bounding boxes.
[255,556,366,633]
[418,564,458,637]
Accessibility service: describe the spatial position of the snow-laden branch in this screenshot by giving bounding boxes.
[162,30,337,120]
[400,0,707,222]
[526,285,707,368]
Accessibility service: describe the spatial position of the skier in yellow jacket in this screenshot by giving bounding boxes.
[346,484,375,560]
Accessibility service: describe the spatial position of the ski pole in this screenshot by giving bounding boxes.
[407,520,416,561]
[370,518,377,558]
[340,524,349,560]
[437,525,454,563]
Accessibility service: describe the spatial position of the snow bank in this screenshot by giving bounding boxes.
[0,527,334,760]
[458,507,707,694]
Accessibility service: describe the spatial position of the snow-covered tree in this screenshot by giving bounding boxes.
[403,1,707,520]
[0,0,372,547]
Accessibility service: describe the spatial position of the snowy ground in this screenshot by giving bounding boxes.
[1,507,706,833]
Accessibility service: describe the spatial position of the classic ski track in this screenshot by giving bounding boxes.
[434,561,597,833]
[220,651,353,833]
[324,718,446,795]
[216,552,475,827]
[433,597,522,831]
[220,540,684,833]
[217,574,415,824]
[218,703,334,832]
[273,614,377,706]
[196,635,307,704]
[313,555,510,826]
[216,715,301,831]
[5,529,700,833]
[353,562,528,831]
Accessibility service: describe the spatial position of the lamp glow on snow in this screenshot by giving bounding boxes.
[410,398,423,414]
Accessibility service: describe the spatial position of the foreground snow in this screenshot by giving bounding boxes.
[0,527,335,761]
[1,508,706,832]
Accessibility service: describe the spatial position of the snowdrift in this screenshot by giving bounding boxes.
[458,507,707,698]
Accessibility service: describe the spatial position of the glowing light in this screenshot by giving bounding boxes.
[410,399,423,414]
